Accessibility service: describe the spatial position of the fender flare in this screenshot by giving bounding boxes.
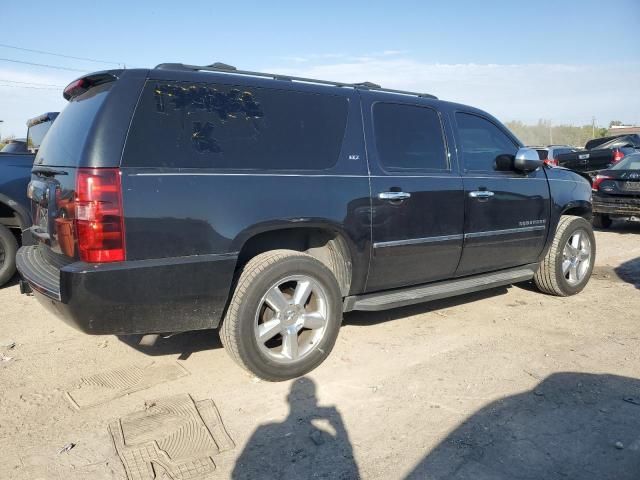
[0,193,31,230]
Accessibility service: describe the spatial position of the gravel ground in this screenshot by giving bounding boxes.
[1,222,639,480]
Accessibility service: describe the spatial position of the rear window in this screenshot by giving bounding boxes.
[536,149,549,160]
[27,121,54,153]
[35,83,112,166]
[1,141,27,153]
[122,80,349,170]
[611,153,640,170]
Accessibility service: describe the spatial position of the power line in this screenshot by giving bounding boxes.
[0,43,123,67]
[0,78,65,88]
[0,83,61,90]
[0,57,87,72]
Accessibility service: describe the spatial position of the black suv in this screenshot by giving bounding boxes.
[17,63,595,381]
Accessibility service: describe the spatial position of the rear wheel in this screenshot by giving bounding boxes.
[592,213,612,229]
[220,250,343,381]
[534,216,596,296]
[0,225,18,286]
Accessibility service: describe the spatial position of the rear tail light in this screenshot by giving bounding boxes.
[592,174,612,192]
[544,157,558,167]
[612,148,625,164]
[75,168,126,262]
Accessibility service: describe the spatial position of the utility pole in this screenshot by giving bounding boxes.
[549,121,552,145]
[0,120,3,141]
[592,116,596,138]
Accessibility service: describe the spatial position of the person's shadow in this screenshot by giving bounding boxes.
[232,377,360,479]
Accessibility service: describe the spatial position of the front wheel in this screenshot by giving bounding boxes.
[220,250,343,381]
[534,216,596,296]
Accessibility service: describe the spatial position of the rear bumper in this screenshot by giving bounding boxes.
[16,245,237,335]
[593,194,640,216]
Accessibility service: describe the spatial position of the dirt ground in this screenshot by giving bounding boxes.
[1,222,639,480]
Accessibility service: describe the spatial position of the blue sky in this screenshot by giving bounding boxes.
[1,0,639,137]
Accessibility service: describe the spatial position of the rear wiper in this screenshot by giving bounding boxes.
[32,166,68,176]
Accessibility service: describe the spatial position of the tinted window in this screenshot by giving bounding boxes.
[373,103,447,171]
[35,83,112,166]
[536,149,549,160]
[27,120,54,153]
[123,81,349,170]
[456,113,518,172]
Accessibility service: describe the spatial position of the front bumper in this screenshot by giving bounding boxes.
[16,245,237,335]
[593,194,640,217]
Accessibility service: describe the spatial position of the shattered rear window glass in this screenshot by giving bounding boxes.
[122,80,349,170]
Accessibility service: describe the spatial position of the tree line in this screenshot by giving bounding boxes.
[504,120,615,148]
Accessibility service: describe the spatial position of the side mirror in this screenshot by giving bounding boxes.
[513,147,543,173]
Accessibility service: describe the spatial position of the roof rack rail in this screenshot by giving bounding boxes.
[154,63,438,100]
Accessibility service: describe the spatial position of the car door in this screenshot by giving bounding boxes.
[362,94,465,292]
[453,111,550,276]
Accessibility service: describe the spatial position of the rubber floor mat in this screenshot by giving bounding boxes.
[66,362,189,409]
[109,394,234,480]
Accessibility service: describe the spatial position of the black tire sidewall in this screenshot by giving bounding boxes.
[0,225,18,286]
[593,214,611,229]
[553,218,596,296]
[233,255,343,380]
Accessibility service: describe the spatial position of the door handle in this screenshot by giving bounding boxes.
[378,191,411,201]
[469,190,495,199]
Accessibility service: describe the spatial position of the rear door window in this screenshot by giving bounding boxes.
[455,112,518,172]
[372,103,448,172]
[122,81,349,171]
[35,83,112,167]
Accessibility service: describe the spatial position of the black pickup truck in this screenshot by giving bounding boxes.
[17,65,594,381]
[0,113,57,286]
[556,134,640,175]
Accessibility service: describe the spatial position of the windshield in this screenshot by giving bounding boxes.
[611,153,640,170]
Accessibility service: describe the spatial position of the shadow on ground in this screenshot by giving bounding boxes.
[614,257,640,289]
[406,372,640,479]
[232,377,359,480]
[119,286,511,358]
[0,272,20,289]
[118,329,222,359]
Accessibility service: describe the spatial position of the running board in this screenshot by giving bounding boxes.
[343,264,538,312]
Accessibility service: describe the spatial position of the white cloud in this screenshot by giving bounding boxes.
[268,58,640,126]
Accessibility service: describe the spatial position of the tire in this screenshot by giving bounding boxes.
[0,224,18,287]
[592,213,612,229]
[534,216,596,296]
[220,250,343,381]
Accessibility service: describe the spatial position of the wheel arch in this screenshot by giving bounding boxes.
[231,222,355,297]
[0,193,31,231]
[560,200,593,221]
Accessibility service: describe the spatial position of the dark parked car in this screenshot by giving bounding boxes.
[1,138,28,153]
[17,64,595,380]
[591,152,640,228]
[0,113,58,286]
[556,134,640,175]
[532,145,578,167]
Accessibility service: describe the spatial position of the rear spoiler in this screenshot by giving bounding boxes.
[63,70,123,101]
